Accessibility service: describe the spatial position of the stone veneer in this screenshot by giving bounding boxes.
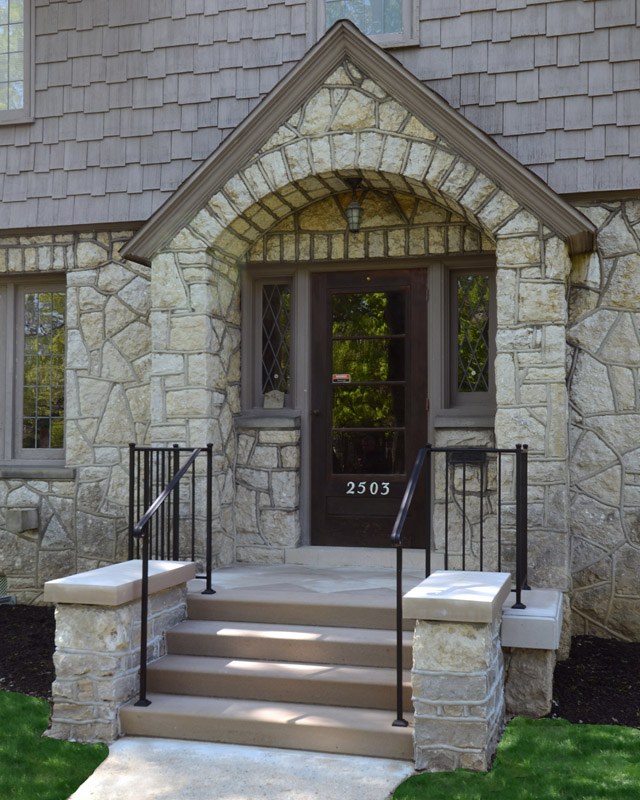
[2,56,638,646]
[0,231,149,601]
[568,198,640,640]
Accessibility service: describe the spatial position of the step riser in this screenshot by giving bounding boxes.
[147,663,413,711]
[187,596,414,631]
[120,702,413,761]
[166,629,412,670]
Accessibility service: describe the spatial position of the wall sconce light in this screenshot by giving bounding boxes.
[345,177,363,234]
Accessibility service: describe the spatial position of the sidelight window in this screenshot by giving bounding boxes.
[448,268,495,410]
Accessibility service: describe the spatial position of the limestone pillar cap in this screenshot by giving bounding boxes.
[403,570,512,624]
[44,560,197,607]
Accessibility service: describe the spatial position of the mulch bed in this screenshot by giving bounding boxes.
[0,604,639,728]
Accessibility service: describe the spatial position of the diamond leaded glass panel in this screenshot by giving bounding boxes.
[261,283,291,395]
[456,274,490,393]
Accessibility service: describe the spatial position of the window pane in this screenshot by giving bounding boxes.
[332,291,405,337]
[261,283,291,396]
[332,430,404,474]
[22,291,65,449]
[332,337,404,382]
[332,384,405,428]
[457,274,490,393]
[325,0,402,34]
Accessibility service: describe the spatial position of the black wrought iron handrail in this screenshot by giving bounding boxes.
[390,443,529,727]
[128,443,215,706]
[133,448,202,537]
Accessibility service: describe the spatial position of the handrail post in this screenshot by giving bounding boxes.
[135,523,152,707]
[171,443,180,561]
[203,442,215,595]
[513,444,528,609]
[425,444,432,579]
[392,544,408,728]
[128,442,135,560]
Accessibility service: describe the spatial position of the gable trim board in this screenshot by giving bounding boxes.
[122,21,595,267]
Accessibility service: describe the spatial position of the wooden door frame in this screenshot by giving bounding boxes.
[309,267,428,548]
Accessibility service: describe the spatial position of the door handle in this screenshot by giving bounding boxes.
[311,409,321,416]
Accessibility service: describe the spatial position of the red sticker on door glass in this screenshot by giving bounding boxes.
[332,373,351,383]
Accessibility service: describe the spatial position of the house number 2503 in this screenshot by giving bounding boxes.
[346,481,390,496]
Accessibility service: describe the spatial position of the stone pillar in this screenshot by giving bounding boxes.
[44,560,196,742]
[403,570,511,772]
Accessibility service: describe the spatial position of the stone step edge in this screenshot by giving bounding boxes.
[146,653,413,710]
[119,693,414,760]
[165,619,413,667]
[186,592,415,630]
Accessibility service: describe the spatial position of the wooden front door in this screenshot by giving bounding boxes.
[310,269,428,548]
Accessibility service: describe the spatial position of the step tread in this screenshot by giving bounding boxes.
[122,692,414,726]
[150,653,411,683]
[169,618,414,643]
[166,619,413,668]
[187,590,415,630]
[120,693,414,759]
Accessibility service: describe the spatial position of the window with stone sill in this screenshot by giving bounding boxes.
[315,0,418,47]
[0,280,66,463]
[0,0,32,124]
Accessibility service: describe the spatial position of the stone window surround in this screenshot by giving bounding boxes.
[242,256,497,425]
[0,0,33,126]
[0,273,65,467]
[310,0,419,50]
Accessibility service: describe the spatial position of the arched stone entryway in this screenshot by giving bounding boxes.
[123,23,593,597]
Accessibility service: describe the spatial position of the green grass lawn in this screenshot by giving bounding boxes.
[0,691,108,800]
[394,717,640,800]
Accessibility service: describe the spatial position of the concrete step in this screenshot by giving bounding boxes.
[147,654,412,711]
[119,694,414,760]
[187,588,415,630]
[166,619,413,669]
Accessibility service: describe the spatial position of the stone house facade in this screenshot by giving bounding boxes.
[0,1,639,642]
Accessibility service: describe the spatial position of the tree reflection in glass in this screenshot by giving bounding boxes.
[331,290,405,474]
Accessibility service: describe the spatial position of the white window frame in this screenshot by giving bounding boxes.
[0,0,34,125]
[310,0,418,48]
[0,277,66,465]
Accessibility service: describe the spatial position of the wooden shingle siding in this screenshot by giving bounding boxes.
[0,0,637,230]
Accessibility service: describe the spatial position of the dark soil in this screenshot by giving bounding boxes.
[0,604,56,700]
[550,635,640,728]
[0,605,639,728]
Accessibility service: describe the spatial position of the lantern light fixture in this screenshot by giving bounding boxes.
[345,177,363,234]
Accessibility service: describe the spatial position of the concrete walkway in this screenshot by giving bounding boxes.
[69,738,415,800]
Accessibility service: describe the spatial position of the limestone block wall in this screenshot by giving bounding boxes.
[147,239,241,569]
[568,199,640,640]
[0,231,150,601]
[235,424,301,563]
